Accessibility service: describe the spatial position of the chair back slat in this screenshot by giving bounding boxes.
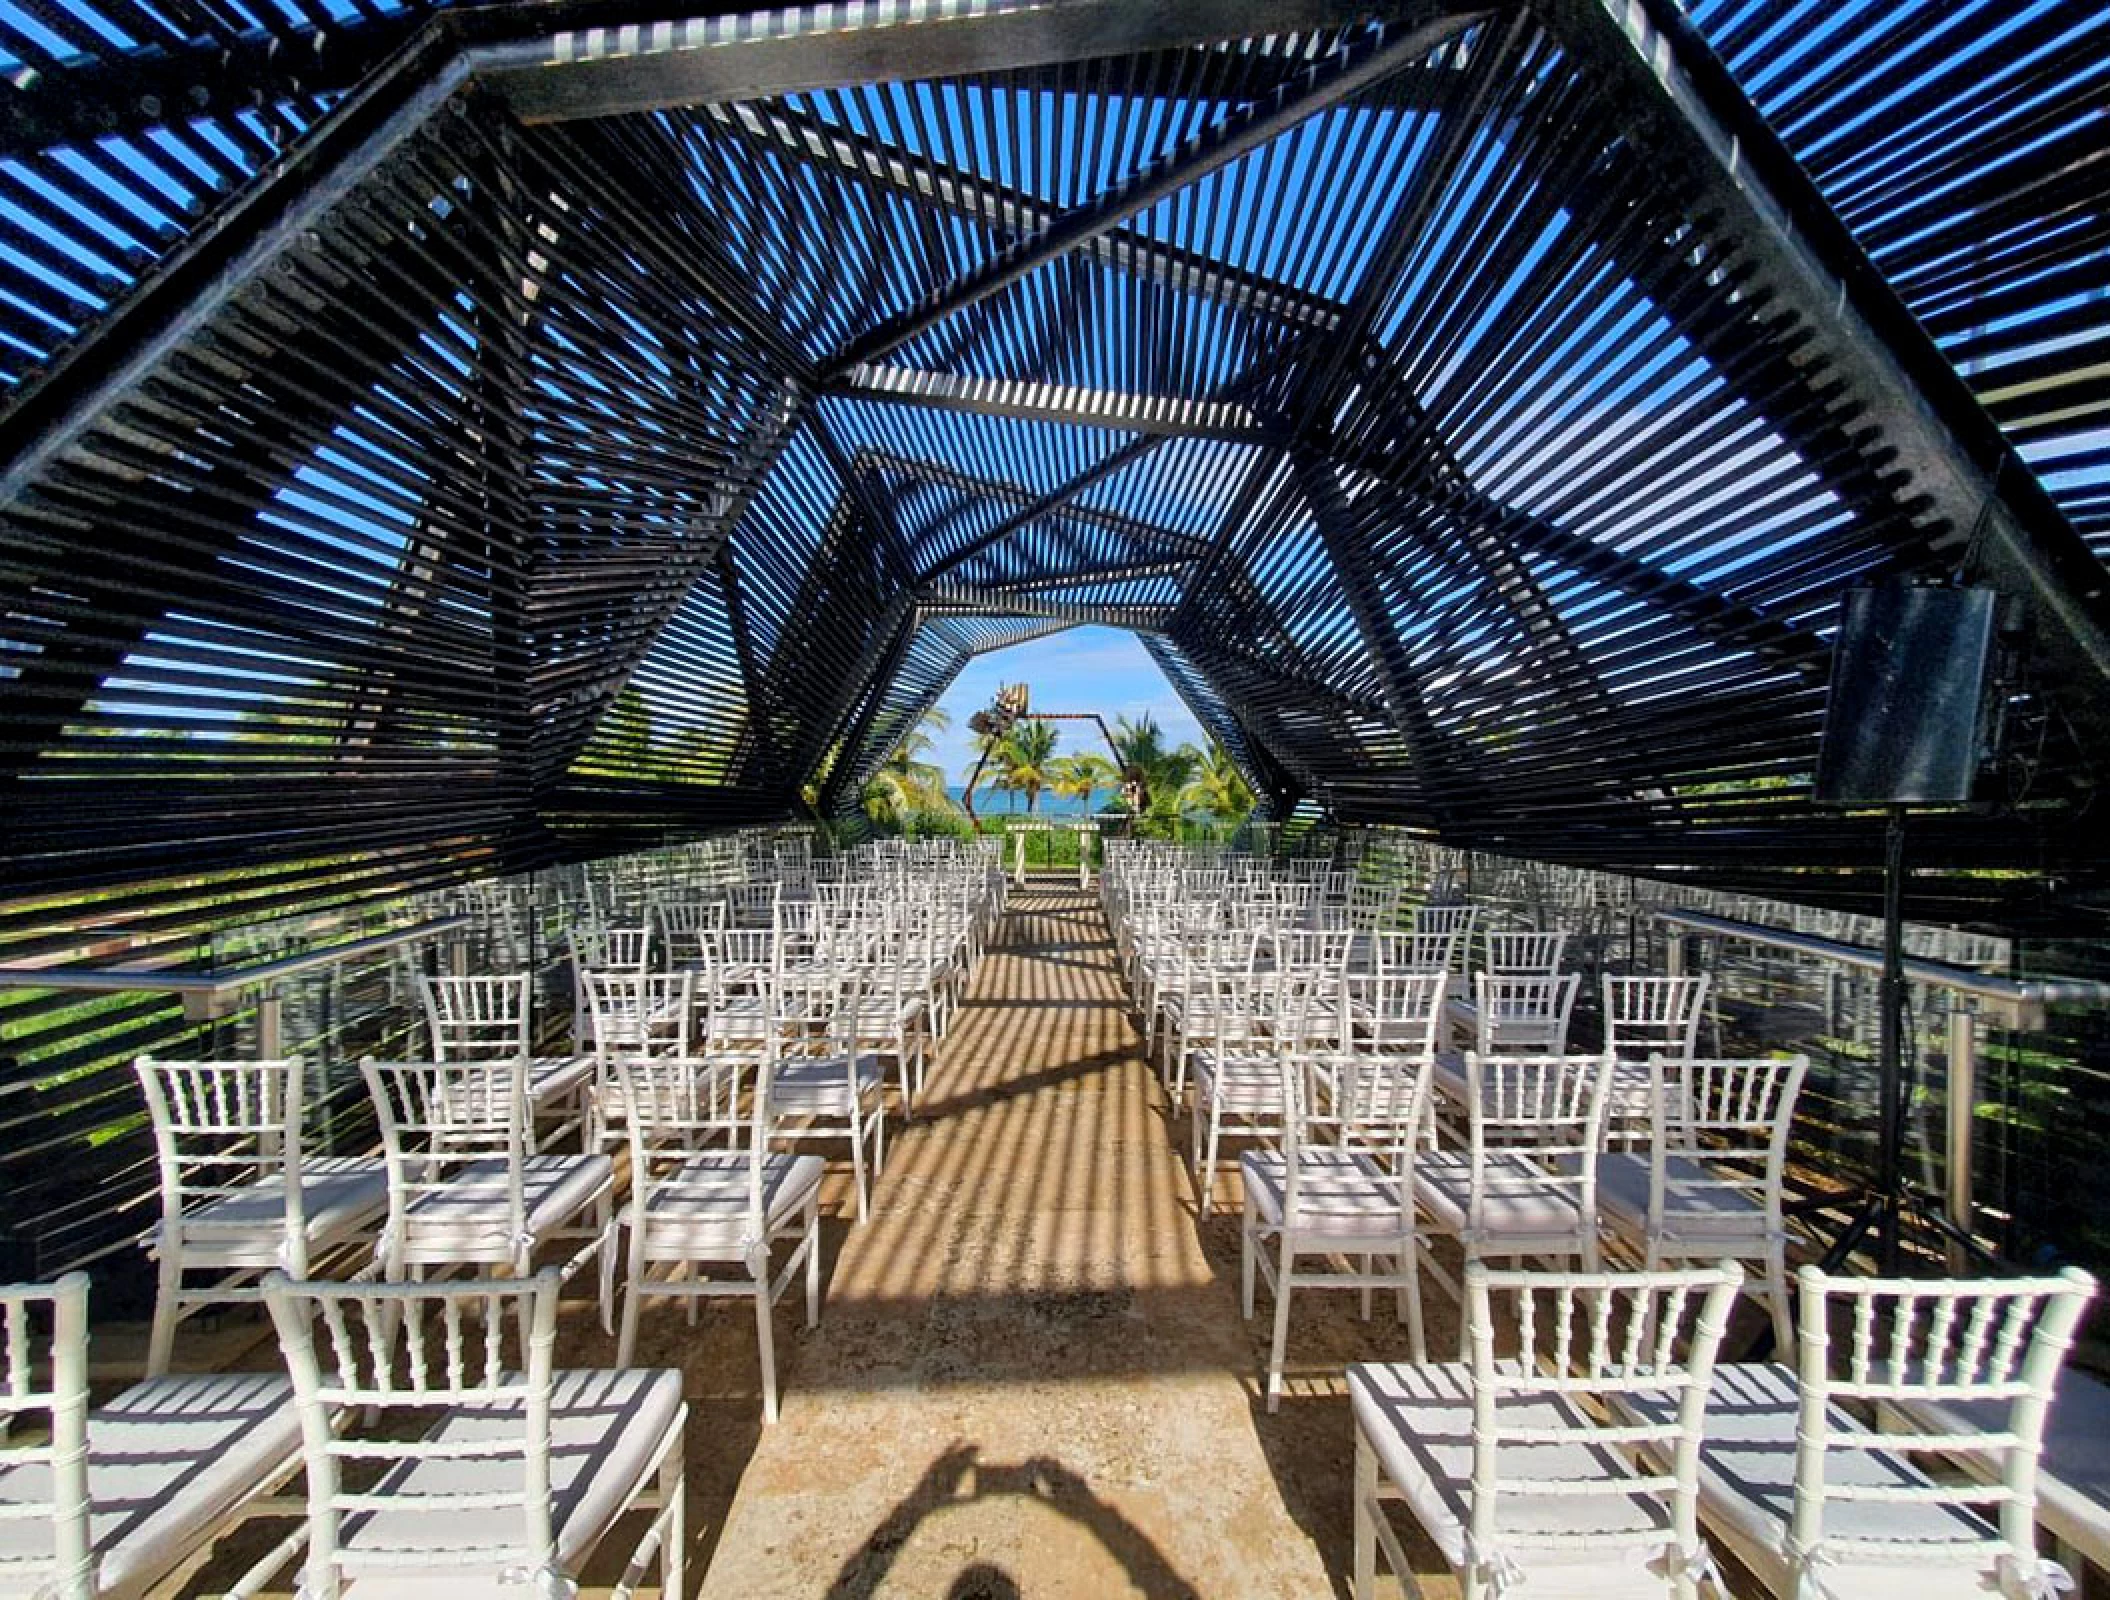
[1647,1054,1808,1243]
[0,1275,91,1600]
[1461,1262,1742,1577]
[1463,1052,1612,1256]
[568,923,652,973]
[418,973,530,1062]
[1412,903,1479,966]
[1482,928,1566,977]
[584,969,695,1058]
[1337,968,1447,1067]
[621,1050,774,1225]
[1475,972,1580,1055]
[1604,975,1710,1061]
[135,1057,310,1231]
[362,1058,530,1260]
[263,1272,561,1598]
[1370,927,1461,976]
[651,897,728,966]
[1789,1265,2095,1575]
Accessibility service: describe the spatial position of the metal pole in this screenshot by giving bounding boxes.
[1946,1006,1979,1270]
[1876,805,1909,1272]
[258,987,284,1061]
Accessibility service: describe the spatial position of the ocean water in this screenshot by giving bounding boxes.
[942,785,1103,818]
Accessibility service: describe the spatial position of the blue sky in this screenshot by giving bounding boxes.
[929,625,1205,786]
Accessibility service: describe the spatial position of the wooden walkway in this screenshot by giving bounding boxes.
[679,885,1376,1598]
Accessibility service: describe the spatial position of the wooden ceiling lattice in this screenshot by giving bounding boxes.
[1,0,2106,923]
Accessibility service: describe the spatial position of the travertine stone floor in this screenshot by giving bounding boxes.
[185,885,1782,1597]
[682,885,1350,1597]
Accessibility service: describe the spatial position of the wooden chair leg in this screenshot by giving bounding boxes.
[1354,1427,1378,1600]
[803,1200,822,1328]
[754,1268,779,1426]
[147,1254,183,1377]
[1266,1234,1296,1414]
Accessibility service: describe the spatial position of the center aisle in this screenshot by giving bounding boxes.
[693,885,1342,1597]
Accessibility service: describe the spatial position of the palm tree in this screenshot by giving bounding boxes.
[1050,752,1119,813]
[863,706,954,827]
[998,717,1060,813]
[1178,739,1256,826]
[963,723,1010,813]
[1108,713,1203,838]
[1112,713,1200,807]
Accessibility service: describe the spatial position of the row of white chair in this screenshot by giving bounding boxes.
[1351,1260,2095,1600]
[1237,1037,1806,1410]
[0,1270,684,1598]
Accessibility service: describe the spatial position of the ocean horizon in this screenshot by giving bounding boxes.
[942,784,1105,818]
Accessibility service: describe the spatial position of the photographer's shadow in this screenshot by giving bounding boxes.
[825,1443,1200,1599]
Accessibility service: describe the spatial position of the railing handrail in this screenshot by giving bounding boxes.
[1653,907,2110,1028]
[0,914,473,999]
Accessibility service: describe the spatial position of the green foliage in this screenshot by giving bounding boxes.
[1110,713,1200,803]
[570,687,656,780]
[567,686,734,785]
[1179,739,1256,824]
[976,813,1102,866]
[961,711,1065,816]
[862,705,957,829]
[997,717,1060,813]
[1050,752,1119,812]
[904,806,975,840]
[1107,714,1255,836]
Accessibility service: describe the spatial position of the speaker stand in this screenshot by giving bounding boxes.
[1813,804,1996,1281]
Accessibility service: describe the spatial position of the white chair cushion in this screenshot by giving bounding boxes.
[771,1053,886,1113]
[151,1157,388,1263]
[1348,1363,1674,1588]
[1626,1363,2007,1600]
[1412,1150,1587,1239]
[630,1152,825,1255]
[526,1056,594,1104]
[332,1368,683,1593]
[1885,1368,2110,1570]
[400,1153,613,1257]
[1597,1153,1767,1245]
[0,1373,300,1600]
[1242,1149,1410,1242]
[1192,1052,1281,1110]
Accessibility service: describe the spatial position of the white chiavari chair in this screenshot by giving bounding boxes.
[1643,1266,2095,1600]
[614,1051,823,1420]
[1242,976,1433,1410]
[361,1057,615,1312]
[1413,1052,1614,1323]
[262,1270,685,1598]
[1350,1262,1743,1599]
[134,1057,386,1376]
[417,972,592,1153]
[1597,1054,1808,1351]
[0,1273,309,1598]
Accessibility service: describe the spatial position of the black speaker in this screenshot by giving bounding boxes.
[1813,584,2001,806]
